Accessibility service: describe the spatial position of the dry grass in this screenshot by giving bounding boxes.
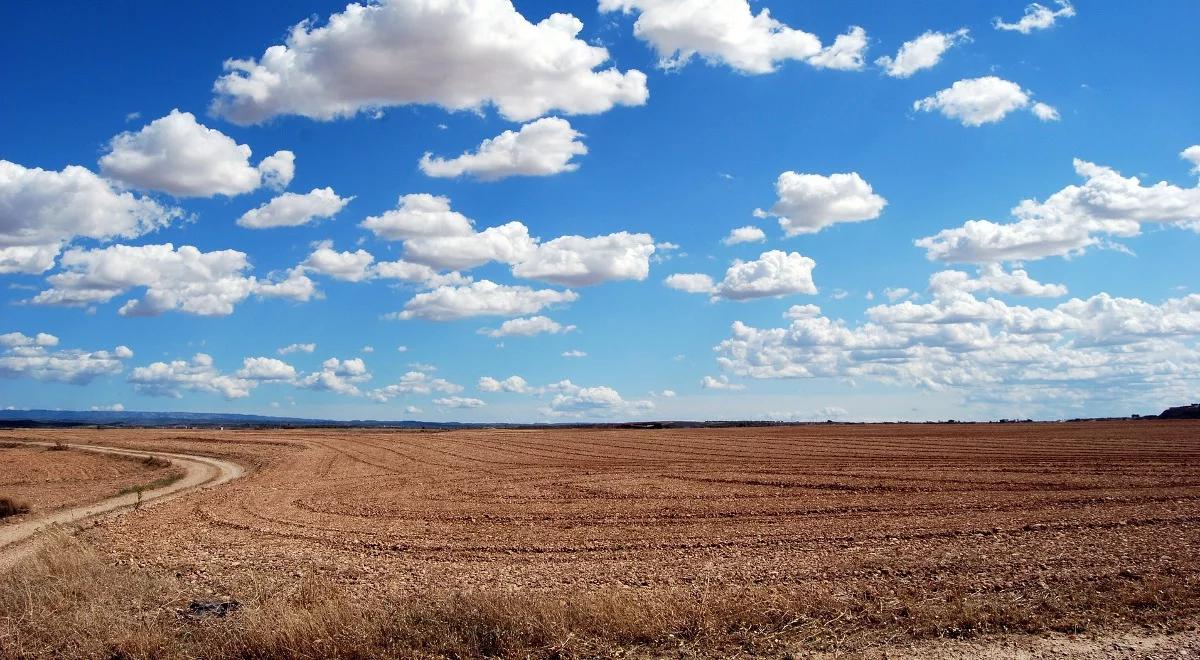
[0,537,1196,659]
[116,474,183,498]
[0,497,30,518]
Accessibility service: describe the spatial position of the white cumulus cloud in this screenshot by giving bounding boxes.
[0,160,180,274]
[211,0,647,124]
[361,194,476,241]
[512,232,655,286]
[913,76,1056,126]
[916,152,1200,263]
[722,226,766,245]
[478,375,531,393]
[599,0,866,73]
[669,250,817,301]
[754,171,886,235]
[237,187,351,229]
[876,28,969,78]
[0,334,132,385]
[31,243,314,316]
[236,357,297,381]
[99,109,294,197]
[482,315,576,337]
[994,1,1075,34]
[394,280,578,321]
[420,117,586,180]
[129,353,255,399]
[539,379,652,417]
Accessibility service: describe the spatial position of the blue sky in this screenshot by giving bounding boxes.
[1,0,1198,422]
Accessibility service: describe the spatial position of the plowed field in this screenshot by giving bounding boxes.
[0,442,182,516]
[3,421,1199,657]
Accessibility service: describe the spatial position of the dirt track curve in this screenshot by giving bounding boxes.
[0,441,245,567]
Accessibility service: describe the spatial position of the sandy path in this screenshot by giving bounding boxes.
[0,441,245,567]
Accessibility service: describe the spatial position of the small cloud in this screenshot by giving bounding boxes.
[701,375,745,391]
[562,350,587,358]
[278,342,316,355]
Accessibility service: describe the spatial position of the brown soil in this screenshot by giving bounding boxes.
[0,442,184,517]
[2,420,1198,657]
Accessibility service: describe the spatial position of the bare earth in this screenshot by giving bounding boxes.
[0,442,183,515]
[0,441,243,568]
[2,421,1198,657]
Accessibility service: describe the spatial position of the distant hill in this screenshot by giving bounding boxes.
[1160,404,1200,419]
[0,408,840,430]
[0,409,465,429]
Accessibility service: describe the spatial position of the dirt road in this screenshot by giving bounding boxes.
[0,441,245,567]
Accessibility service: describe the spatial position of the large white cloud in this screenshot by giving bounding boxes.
[713,274,1200,413]
[31,243,315,316]
[994,1,1075,34]
[237,187,351,229]
[875,28,969,78]
[913,77,1057,126]
[394,280,578,321]
[129,353,255,399]
[99,110,294,197]
[916,154,1200,263]
[512,232,655,286]
[0,160,180,274]
[667,250,817,301]
[754,171,886,236]
[403,221,537,272]
[363,194,656,286]
[419,117,586,180]
[599,0,866,73]
[0,333,132,385]
[211,0,647,124]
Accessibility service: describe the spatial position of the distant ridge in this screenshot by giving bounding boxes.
[0,409,466,429]
[1159,404,1200,419]
[0,409,851,429]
